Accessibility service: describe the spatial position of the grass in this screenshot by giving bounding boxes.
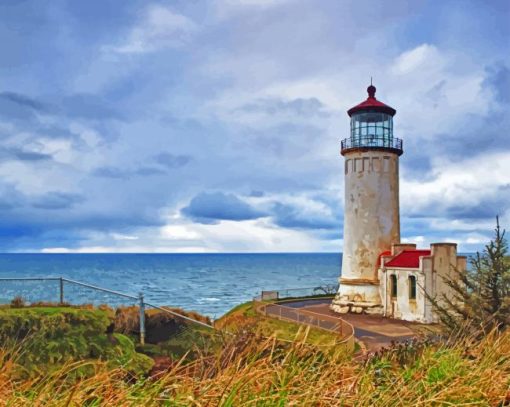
[215,301,341,347]
[0,327,509,405]
[0,306,154,379]
[1,300,509,405]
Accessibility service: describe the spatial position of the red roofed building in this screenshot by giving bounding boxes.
[378,243,467,323]
[384,250,431,268]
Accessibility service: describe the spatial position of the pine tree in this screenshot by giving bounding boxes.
[429,217,510,335]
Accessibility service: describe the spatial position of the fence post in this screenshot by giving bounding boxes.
[139,292,145,346]
[59,278,64,305]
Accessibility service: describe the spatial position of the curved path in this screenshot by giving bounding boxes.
[276,298,421,352]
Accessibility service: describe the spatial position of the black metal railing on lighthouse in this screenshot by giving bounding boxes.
[341,136,403,154]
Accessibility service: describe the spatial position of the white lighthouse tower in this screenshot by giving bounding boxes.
[332,83,403,314]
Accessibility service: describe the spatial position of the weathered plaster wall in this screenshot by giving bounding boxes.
[336,150,400,305]
[379,259,432,323]
[431,243,466,313]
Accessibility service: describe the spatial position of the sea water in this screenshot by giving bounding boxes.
[0,253,341,318]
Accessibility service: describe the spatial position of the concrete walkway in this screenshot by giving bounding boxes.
[281,298,422,352]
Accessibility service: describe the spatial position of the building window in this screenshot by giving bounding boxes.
[409,275,417,300]
[390,274,397,298]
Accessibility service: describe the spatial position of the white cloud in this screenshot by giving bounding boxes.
[193,218,319,252]
[108,5,198,54]
[39,217,328,253]
[214,0,294,19]
[40,245,217,254]
[392,44,444,75]
[111,233,139,241]
[160,225,201,240]
[401,150,510,215]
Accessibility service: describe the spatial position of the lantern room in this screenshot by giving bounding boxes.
[341,84,403,155]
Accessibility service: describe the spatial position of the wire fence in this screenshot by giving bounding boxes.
[0,277,215,346]
[0,278,349,350]
[258,283,339,301]
[254,299,354,348]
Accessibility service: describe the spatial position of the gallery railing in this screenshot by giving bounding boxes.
[341,136,403,153]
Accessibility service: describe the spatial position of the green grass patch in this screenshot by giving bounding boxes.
[216,301,340,347]
[0,306,153,378]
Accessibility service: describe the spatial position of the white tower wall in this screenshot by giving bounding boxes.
[331,149,400,313]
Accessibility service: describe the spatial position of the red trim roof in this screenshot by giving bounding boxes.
[377,250,392,267]
[347,85,396,117]
[384,250,431,268]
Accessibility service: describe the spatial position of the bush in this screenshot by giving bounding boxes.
[114,306,212,343]
[429,218,510,335]
[0,307,153,378]
[10,296,26,308]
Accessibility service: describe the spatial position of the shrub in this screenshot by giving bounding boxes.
[10,296,25,308]
[429,218,510,336]
[0,307,153,378]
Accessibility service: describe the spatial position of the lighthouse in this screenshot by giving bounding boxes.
[332,83,403,314]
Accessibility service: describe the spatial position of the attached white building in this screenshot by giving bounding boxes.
[378,243,467,323]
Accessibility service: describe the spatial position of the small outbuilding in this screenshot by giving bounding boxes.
[378,243,467,323]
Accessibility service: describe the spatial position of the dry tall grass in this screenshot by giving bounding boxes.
[1,327,509,406]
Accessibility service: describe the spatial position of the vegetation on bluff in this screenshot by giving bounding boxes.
[216,300,341,347]
[0,326,509,405]
[0,306,153,379]
[429,218,510,335]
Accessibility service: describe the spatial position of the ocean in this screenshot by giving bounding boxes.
[0,253,341,318]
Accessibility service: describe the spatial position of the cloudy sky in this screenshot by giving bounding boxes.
[0,0,508,253]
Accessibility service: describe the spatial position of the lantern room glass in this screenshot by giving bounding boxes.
[350,112,393,147]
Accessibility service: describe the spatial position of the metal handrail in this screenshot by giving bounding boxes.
[144,303,215,330]
[0,276,217,344]
[0,277,61,281]
[341,136,403,152]
[60,278,139,300]
[259,283,339,301]
[258,300,354,344]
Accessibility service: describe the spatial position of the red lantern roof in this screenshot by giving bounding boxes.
[384,250,431,269]
[347,84,396,117]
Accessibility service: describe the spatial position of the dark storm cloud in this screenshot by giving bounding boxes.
[403,184,510,224]
[13,150,52,161]
[92,166,129,179]
[61,93,124,121]
[271,202,341,230]
[446,185,510,220]
[134,166,167,176]
[0,92,47,112]
[0,91,123,122]
[238,97,330,117]
[182,192,266,224]
[483,63,510,105]
[0,147,53,162]
[249,190,265,197]
[92,161,180,179]
[0,92,45,121]
[31,192,86,210]
[154,152,192,169]
[424,80,447,109]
